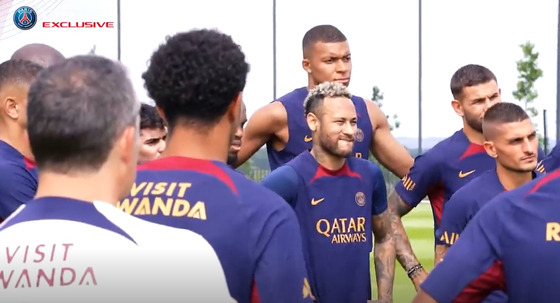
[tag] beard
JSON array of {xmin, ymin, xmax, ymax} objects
[
  {"xmin": 318, "ymin": 132, "xmax": 354, "ymax": 159},
  {"xmin": 465, "ymin": 113, "xmax": 483, "ymax": 133}
]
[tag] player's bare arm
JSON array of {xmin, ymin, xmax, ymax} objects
[
  {"xmin": 387, "ymin": 189, "xmax": 428, "ymax": 290},
  {"xmin": 365, "ymin": 100, "xmax": 413, "ymax": 178},
  {"xmin": 434, "ymin": 244, "xmax": 448, "ymax": 265},
  {"xmin": 234, "ymin": 102, "xmax": 287, "ymax": 167},
  {"xmin": 371, "ymin": 209, "xmax": 396, "ymax": 303}
]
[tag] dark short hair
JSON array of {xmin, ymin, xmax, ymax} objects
[
  {"xmin": 140, "ymin": 103, "xmax": 165, "ymax": 130},
  {"xmin": 27, "ymin": 55, "xmax": 139, "ymax": 173},
  {"xmin": 0, "ymin": 59, "xmax": 43, "ymax": 91},
  {"xmin": 450, "ymin": 64, "xmax": 497, "ymax": 100},
  {"xmin": 482, "ymin": 102, "xmax": 530, "ymax": 140},
  {"xmin": 302, "ymin": 25, "xmax": 347, "ymax": 55},
  {"xmin": 484, "ymin": 102, "xmax": 529, "ymax": 124},
  {"xmin": 142, "ymin": 29, "xmax": 249, "ymax": 130}
]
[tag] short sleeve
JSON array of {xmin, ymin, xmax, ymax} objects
[{"xmin": 394, "ymin": 153, "xmax": 441, "ymax": 208}]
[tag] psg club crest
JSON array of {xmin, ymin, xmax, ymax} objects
[
  {"xmin": 356, "ymin": 128, "xmax": 364, "ymax": 142},
  {"xmin": 355, "ymin": 192, "xmax": 366, "ymax": 207},
  {"xmin": 13, "ymin": 6, "xmax": 37, "ymax": 30}
]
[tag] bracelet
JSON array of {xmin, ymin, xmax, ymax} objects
[{"xmin": 407, "ymin": 263, "xmax": 424, "ymax": 279}]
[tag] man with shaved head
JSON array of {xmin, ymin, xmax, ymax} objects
[
  {"xmin": 0, "ymin": 59, "xmax": 43, "ymax": 221},
  {"xmin": 11, "ymin": 43, "xmax": 65, "ymax": 68}
]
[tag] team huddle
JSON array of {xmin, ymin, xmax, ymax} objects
[{"xmin": 0, "ymin": 23, "xmax": 559, "ymax": 303}]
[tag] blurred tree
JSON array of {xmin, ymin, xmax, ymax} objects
[
  {"xmin": 512, "ymin": 41, "xmax": 543, "ymax": 147},
  {"xmin": 372, "ymin": 85, "xmax": 400, "ymax": 130}
]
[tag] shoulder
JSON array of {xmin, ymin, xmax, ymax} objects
[
  {"xmin": 96, "ymin": 201, "xmax": 213, "ymax": 247},
  {"xmin": 0, "ymin": 159, "xmax": 28, "ymax": 172},
  {"xmin": 463, "ymin": 170, "xmax": 496, "ymax": 190},
  {"xmin": 416, "ymin": 131, "xmax": 466, "ymax": 162},
  {"xmin": 351, "ymin": 158, "xmax": 382, "ymax": 176},
  {"xmin": 0, "ymin": 161, "xmax": 35, "ymax": 185},
  {"xmin": 251, "ymin": 101, "xmax": 288, "ymax": 127},
  {"xmin": 229, "ymin": 170, "xmax": 297, "ymax": 215},
  {"xmin": 277, "ymin": 87, "xmax": 307, "ymax": 102}
]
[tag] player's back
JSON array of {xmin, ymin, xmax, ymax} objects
[
  {"xmin": 421, "ymin": 169, "xmax": 560, "ymax": 302},
  {"xmin": 120, "ymin": 156, "xmax": 312, "ymax": 303},
  {"xmin": 267, "ymin": 87, "xmax": 373, "ymax": 170},
  {"xmin": 285, "ymin": 152, "xmax": 379, "ymax": 303},
  {"xmin": 498, "ymin": 171, "xmax": 560, "ymax": 301},
  {"xmin": 0, "ymin": 196, "xmax": 232, "ymax": 303}
]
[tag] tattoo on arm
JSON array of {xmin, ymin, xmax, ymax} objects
[
  {"xmin": 372, "ymin": 210, "xmax": 395, "ymax": 302},
  {"xmin": 387, "ymin": 190, "xmax": 422, "ymax": 274},
  {"xmin": 434, "ymin": 244, "xmax": 448, "ymax": 266}
]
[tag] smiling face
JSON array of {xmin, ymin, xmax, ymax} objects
[{"xmin": 307, "ymin": 96, "xmax": 357, "ymax": 158}]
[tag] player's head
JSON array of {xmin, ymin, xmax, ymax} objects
[
  {"xmin": 0, "ymin": 59, "xmax": 43, "ymax": 150},
  {"xmin": 139, "ymin": 103, "xmax": 167, "ymax": 164},
  {"xmin": 450, "ymin": 64, "xmax": 501, "ymax": 133},
  {"xmin": 302, "ymin": 25, "xmax": 351, "ymax": 88},
  {"xmin": 482, "ymin": 102, "xmax": 537, "ymax": 173},
  {"xmin": 11, "ymin": 43, "xmax": 65, "ymax": 68},
  {"xmin": 143, "ymin": 29, "xmax": 248, "ymax": 155},
  {"xmin": 227, "ymin": 101, "xmax": 247, "ymax": 167},
  {"xmin": 304, "ymin": 81, "xmax": 356, "ymax": 158},
  {"xmin": 27, "ymin": 55, "xmax": 141, "ymax": 199}
]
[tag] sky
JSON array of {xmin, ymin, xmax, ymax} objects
[{"xmin": 1, "ymin": 0, "xmax": 559, "ymax": 145}]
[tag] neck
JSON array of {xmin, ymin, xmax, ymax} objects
[
  {"xmin": 35, "ymin": 167, "xmax": 121, "ymax": 205},
  {"xmin": 496, "ymin": 164, "xmax": 533, "ymax": 191},
  {"xmin": 0, "ymin": 126, "xmax": 32, "ymax": 159},
  {"xmin": 307, "ymin": 78, "xmax": 317, "ymax": 90},
  {"xmin": 462, "ymin": 123, "xmax": 485, "ymax": 145},
  {"xmin": 310, "ymin": 147, "xmax": 346, "ymax": 171},
  {"xmin": 162, "ymin": 124, "xmax": 230, "ymax": 162}
]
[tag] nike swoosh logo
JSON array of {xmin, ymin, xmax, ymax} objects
[
  {"xmin": 458, "ymin": 170, "xmax": 476, "ymax": 178},
  {"xmin": 304, "ymin": 136, "xmax": 313, "ymax": 142},
  {"xmin": 311, "ymin": 198, "xmax": 324, "ymax": 206}
]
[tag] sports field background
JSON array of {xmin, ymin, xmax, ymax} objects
[{"xmin": 371, "ymin": 202, "xmax": 434, "ymax": 302}]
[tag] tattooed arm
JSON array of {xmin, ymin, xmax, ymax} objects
[
  {"xmin": 372, "ymin": 209, "xmax": 395, "ymax": 303},
  {"xmin": 434, "ymin": 245, "xmax": 448, "ymax": 266},
  {"xmin": 387, "ymin": 189, "xmax": 428, "ymax": 290}
]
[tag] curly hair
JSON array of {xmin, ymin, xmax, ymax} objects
[
  {"xmin": 304, "ymin": 81, "xmax": 352, "ymax": 116},
  {"xmin": 142, "ymin": 29, "xmax": 250, "ymax": 130}
]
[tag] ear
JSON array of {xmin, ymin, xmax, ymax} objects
[
  {"xmin": 483, "ymin": 140, "xmax": 497, "ymax": 158},
  {"xmin": 302, "ymin": 58, "xmax": 312, "ymax": 74},
  {"xmin": 116, "ymin": 126, "xmax": 139, "ymax": 166},
  {"xmin": 451, "ymin": 99, "xmax": 464, "ymax": 117},
  {"xmin": 4, "ymin": 97, "xmax": 19, "ymax": 119},
  {"xmin": 306, "ymin": 112, "xmax": 319, "ymax": 132},
  {"xmin": 226, "ymin": 92, "xmax": 242, "ymax": 125}
]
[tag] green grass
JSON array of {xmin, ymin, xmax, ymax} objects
[{"xmin": 371, "ymin": 202, "xmax": 435, "ymax": 302}]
